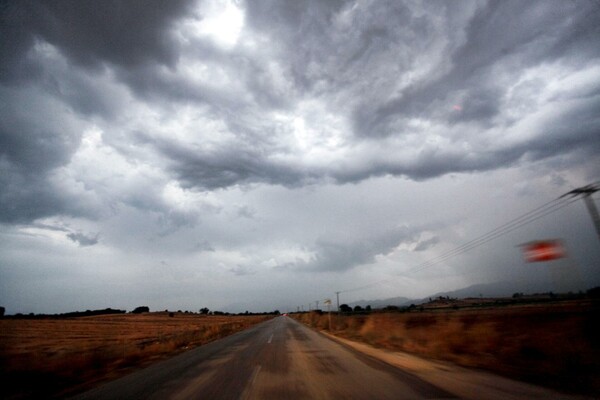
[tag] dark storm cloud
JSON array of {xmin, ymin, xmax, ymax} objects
[
  {"xmin": 354, "ymin": 0, "xmax": 600, "ymax": 136},
  {"xmin": 0, "ymin": 170, "xmax": 65, "ymax": 223},
  {"xmin": 0, "ymin": 0, "xmax": 195, "ymax": 223},
  {"xmin": 0, "ymin": 89, "xmax": 85, "ymax": 223},
  {"xmin": 0, "ymin": 0, "xmax": 194, "ymax": 83},
  {"xmin": 0, "ymin": 91, "xmax": 79, "ymax": 173},
  {"xmin": 1, "ymin": 0, "xmax": 599, "ymax": 224},
  {"xmin": 241, "ymin": 0, "xmax": 600, "ymax": 187},
  {"xmin": 143, "ymin": 134, "xmax": 310, "ymax": 190},
  {"xmin": 516, "ymin": 96, "xmax": 600, "ymax": 163},
  {"xmin": 244, "ymin": 0, "xmax": 347, "ymax": 92}
]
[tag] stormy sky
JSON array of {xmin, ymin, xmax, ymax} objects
[{"xmin": 1, "ymin": 0, "xmax": 599, "ymax": 314}]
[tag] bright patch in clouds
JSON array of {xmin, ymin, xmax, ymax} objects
[{"xmin": 195, "ymin": 0, "xmax": 244, "ymax": 48}]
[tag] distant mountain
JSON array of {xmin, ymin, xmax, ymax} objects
[
  {"xmin": 348, "ymin": 296, "xmax": 413, "ymax": 309},
  {"xmin": 425, "ymin": 280, "xmax": 563, "ymax": 300},
  {"xmin": 347, "ymin": 280, "xmax": 565, "ymax": 310}
]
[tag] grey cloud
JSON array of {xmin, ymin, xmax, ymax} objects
[
  {"xmin": 2, "ymin": 0, "xmax": 599, "ymax": 227},
  {"xmin": 0, "ymin": 0, "xmax": 194, "ymax": 83},
  {"xmin": 0, "ymin": 171, "xmax": 66, "ymax": 223},
  {"xmin": 0, "ymin": 0, "xmax": 199, "ymax": 124},
  {"xmin": 288, "ymin": 226, "xmax": 421, "ymax": 273},
  {"xmin": 235, "ymin": 206, "xmax": 256, "ymax": 219},
  {"xmin": 156, "ymin": 210, "xmax": 200, "ymax": 236},
  {"xmin": 16, "ymin": 221, "xmax": 101, "ymax": 246},
  {"xmin": 31, "ymin": 222, "xmax": 70, "ymax": 232},
  {"xmin": 40, "ymin": 65, "xmax": 126, "ymax": 119},
  {"xmin": 352, "ymin": 0, "xmax": 600, "ymax": 137},
  {"xmin": 0, "ymin": 90, "xmax": 81, "ymax": 173},
  {"xmin": 66, "ymin": 232, "xmax": 99, "ymax": 247},
  {"xmin": 414, "ymin": 236, "xmax": 440, "ymax": 252},
  {"xmin": 144, "ymin": 135, "xmax": 308, "ymax": 190},
  {"xmin": 195, "ymin": 240, "xmax": 214, "ymax": 252},
  {"xmin": 244, "ymin": 0, "xmax": 347, "ymax": 92},
  {"xmin": 447, "ymin": 87, "xmax": 502, "ymax": 125},
  {"xmin": 0, "ymin": 88, "xmax": 103, "ymax": 223},
  {"xmin": 229, "ymin": 265, "xmax": 255, "ymax": 276},
  {"xmin": 518, "ymin": 97, "xmax": 600, "ymax": 163}
]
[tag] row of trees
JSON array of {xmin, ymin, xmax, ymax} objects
[
  {"xmin": 0, "ymin": 306, "xmax": 281, "ymax": 318},
  {"xmin": 339, "ymin": 304, "xmax": 372, "ymax": 313}
]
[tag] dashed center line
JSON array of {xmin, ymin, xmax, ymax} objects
[{"xmin": 267, "ymin": 334, "xmax": 274, "ymax": 344}]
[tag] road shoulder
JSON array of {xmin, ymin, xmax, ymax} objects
[{"xmin": 318, "ymin": 330, "xmax": 594, "ymax": 400}]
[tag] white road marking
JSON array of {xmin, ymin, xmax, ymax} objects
[
  {"xmin": 240, "ymin": 365, "xmax": 262, "ymax": 400},
  {"xmin": 267, "ymin": 333, "xmax": 274, "ymax": 344}
]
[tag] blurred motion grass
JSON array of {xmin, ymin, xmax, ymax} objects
[
  {"xmin": 0, "ymin": 313, "xmax": 272, "ymax": 399},
  {"xmin": 292, "ymin": 300, "xmax": 599, "ymax": 395}
]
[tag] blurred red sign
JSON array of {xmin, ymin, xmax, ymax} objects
[{"xmin": 522, "ymin": 240, "xmax": 565, "ymax": 262}]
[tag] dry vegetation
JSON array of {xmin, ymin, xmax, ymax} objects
[
  {"xmin": 0, "ymin": 312, "xmax": 273, "ymax": 399},
  {"xmin": 293, "ymin": 300, "xmax": 599, "ymax": 395}
]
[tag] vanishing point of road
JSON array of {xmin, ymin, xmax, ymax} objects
[{"xmin": 73, "ymin": 316, "xmax": 590, "ymax": 400}]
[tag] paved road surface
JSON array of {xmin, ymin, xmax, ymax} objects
[
  {"xmin": 74, "ymin": 316, "xmax": 456, "ymax": 399},
  {"xmin": 74, "ymin": 316, "xmax": 592, "ymax": 399}
]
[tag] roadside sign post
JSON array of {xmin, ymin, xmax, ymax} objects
[{"xmin": 324, "ymin": 299, "xmax": 332, "ymax": 331}]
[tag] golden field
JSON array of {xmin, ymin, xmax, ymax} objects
[
  {"xmin": 0, "ymin": 313, "xmax": 273, "ymax": 399},
  {"xmin": 293, "ymin": 300, "xmax": 599, "ymax": 395}
]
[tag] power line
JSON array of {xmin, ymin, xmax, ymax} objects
[
  {"xmin": 406, "ymin": 197, "xmax": 579, "ymax": 275},
  {"xmin": 339, "ymin": 195, "xmax": 581, "ymax": 294}
]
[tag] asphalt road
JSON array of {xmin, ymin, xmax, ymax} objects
[
  {"xmin": 73, "ymin": 316, "xmax": 456, "ymax": 399},
  {"xmin": 72, "ymin": 316, "xmax": 593, "ymax": 400}
]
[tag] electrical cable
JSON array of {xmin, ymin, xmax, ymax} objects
[{"xmin": 339, "ymin": 195, "xmax": 580, "ymax": 294}]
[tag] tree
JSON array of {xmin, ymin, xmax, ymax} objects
[
  {"xmin": 587, "ymin": 286, "xmax": 600, "ymax": 298},
  {"xmin": 353, "ymin": 305, "xmax": 363, "ymax": 313},
  {"xmin": 0, "ymin": 306, "xmax": 4, "ymax": 317},
  {"xmin": 200, "ymin": 307, "xmax": 210, "ymax": 314},
  {"xmin": 365, "ymin": 305, "xmax": 372, "ymax": 312},
  {"xmin": 339, "ymin": 304, "xmax": 352, "ymax": 313},
  {"xmin": 131, "ymin": 306, "xmax": 149, "ymax": 314}
]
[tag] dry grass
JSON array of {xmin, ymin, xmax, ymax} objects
[
  {"xmin": 0, "ymin": 313, "xmax": 272, "ymax": 399},
  {"xmin": 293, "ymin": 300, "xmax": 600, "ymax": 395}
]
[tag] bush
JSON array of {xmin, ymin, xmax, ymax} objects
[{"xmin": 339, "ymin": 304, "xmax": 352, "ymax": 313}]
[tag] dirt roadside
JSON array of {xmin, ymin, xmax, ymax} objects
[{"xmin": 319, "ymin": 331, "xmax": 596, "ymax": 400}]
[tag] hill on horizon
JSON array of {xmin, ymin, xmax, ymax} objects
[{"xmin": 347, "ymin": 279, "xmax": 585, "ymax": 310}]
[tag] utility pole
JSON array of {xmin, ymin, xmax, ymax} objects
[
  {"xmin": 324, "ymin": 298, "xmax": 332, "ymax": 330},
  {"xmin": 561, "ymin": 184, "xmax": 600, "ymax": 245},
  {"xmin": 336, "ymin": 291, "xmax": 340, "ymax": 312}
]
